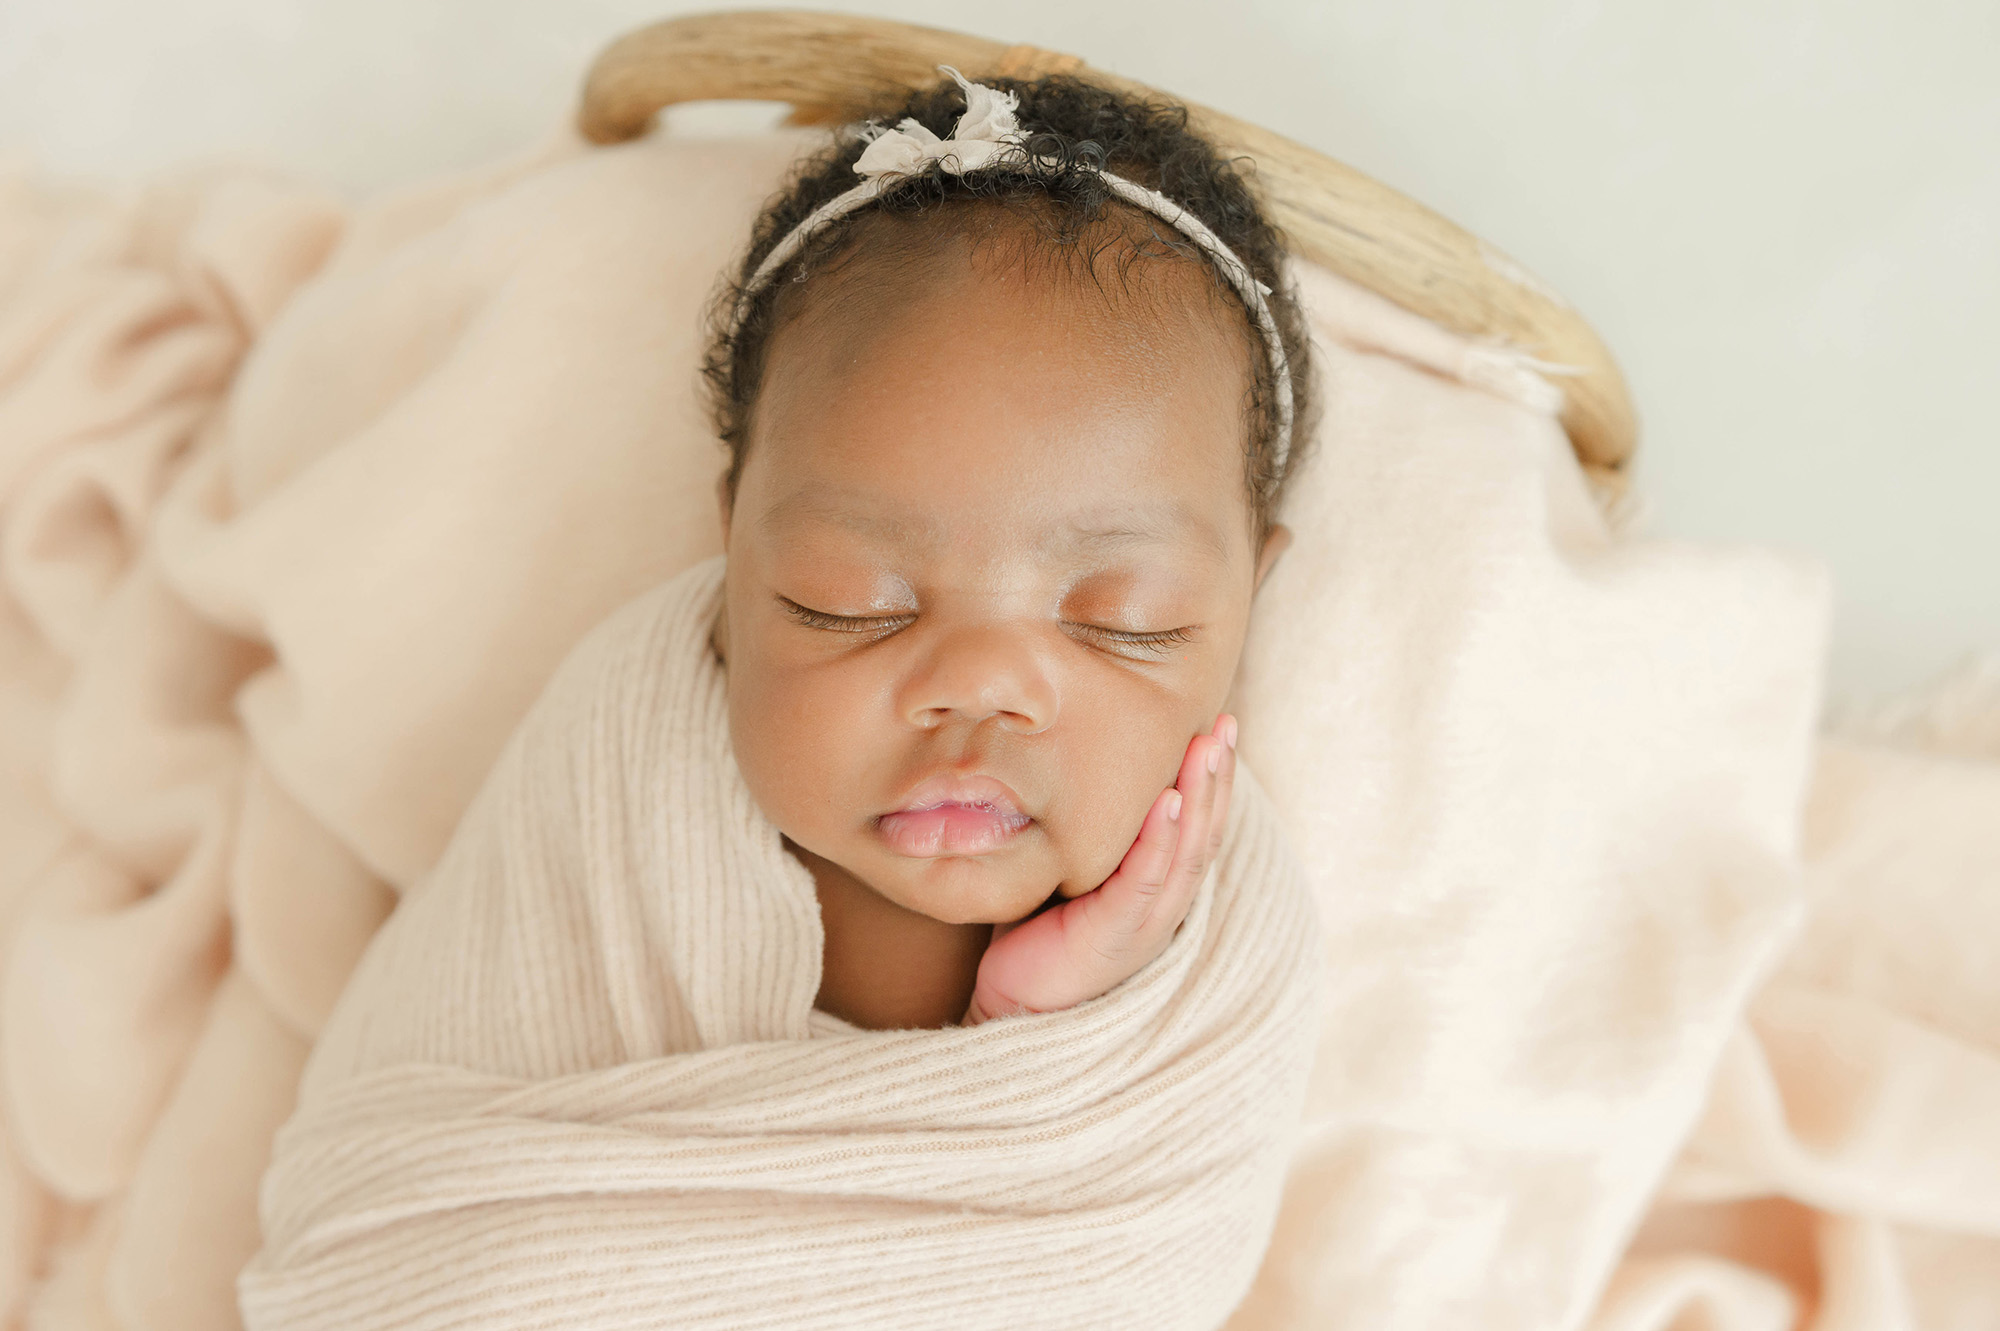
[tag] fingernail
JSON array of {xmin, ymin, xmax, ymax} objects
[
  {"xmin": 1206, "ymin": 743, "xmax": 1221, "ymax": 774},
  {"xmin": 1223, "ymin": 716, "xmax": 1239, "ymax": 750},
  {"xmin": 1165, "ymin": 790, "xmax": 1184, "ymax": 822}
]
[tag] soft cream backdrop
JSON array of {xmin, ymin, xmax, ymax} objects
[{"xmin": 4, "ymin": 0, "xmax": 1994, "ymax": 704}]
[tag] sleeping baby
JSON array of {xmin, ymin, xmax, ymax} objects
[{"xmin": 243, "ymin": 69, "xmax": 1325, "ymax": 1331}]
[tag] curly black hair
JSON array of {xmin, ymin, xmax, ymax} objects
[{"xmin": 701, "ymin": 72, "xmax": 1317, "ymax": 539}]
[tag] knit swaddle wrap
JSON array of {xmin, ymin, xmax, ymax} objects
[{"xmin": 239, "ymin": 555, "xmax": 1324, "ymax": 1331}]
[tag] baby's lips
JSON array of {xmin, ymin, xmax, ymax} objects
[
  {"xmin": 875, "ymin": 771, "xmax": 1037, "ymax": 858},
  {"xmin": 884, "ymin": 771, "xmax": 1029, "ymax": 820},
  {"xmin": 876, "ymin": 803, "xmax": 1033, "ymax": 858}
]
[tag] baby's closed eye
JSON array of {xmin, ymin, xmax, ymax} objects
[
  {"xmin": 778, "ymin": 595, "xmax": 1198, "ymax": 659},
  {"xmin": 1060, "ymin": 622, "xmax": 1198, "ymax": 658}
]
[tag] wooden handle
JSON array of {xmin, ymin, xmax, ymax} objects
[{"xmin": 580, "ymin": 10, "xmax": 1637, "ymax": 477}]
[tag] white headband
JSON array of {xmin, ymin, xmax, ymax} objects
[{"xmin": 734, "ymin": 66, "xmax": 1296, "ymax": 477}]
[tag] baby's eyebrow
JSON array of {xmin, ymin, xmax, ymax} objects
[
  {"xmin": 759, "ymin": 489, "xmax": 933, "ymax": 543},
  {"xmin": 1067, "ymin": 516, "xmax": 1179, "ymax": 547},
  {"xmin": 1062, "ymin": 505, "xmax": 1229, "ymax": 561}
]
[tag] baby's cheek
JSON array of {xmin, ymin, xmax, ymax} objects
[
  {"xmin": 729, "ymin": 660, "xmax": 860, "ymax": 844},
  {"xmin": 1050, "ymin": 724, "xmax": 1188, "ymax": 897}
]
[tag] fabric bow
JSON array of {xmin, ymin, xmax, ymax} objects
[{"xmin": 852, "ymin": 66, "xmax": 1027, "ymax": 179}]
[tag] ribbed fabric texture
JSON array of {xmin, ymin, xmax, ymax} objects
[{"xmin": 239, "ymin": 555, "xmax": 1325, "ymax": 1331}]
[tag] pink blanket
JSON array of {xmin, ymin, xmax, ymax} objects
[{"xmin": 1, "ymin": 123, "xmax": 1995, "ymax": 1330}]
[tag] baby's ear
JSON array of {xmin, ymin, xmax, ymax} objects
[{"xmin": 1253, "ymin": 523, "xmax": 1293, "ymax": 592}]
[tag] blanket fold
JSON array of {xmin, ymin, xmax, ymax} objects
[{"xmin": 239, "ymin": 554, "xmax": 1325, "ymax": 1331}]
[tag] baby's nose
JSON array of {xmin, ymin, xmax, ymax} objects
[{"xmin": 898, "ymin": 623, "xmax": 1057, "ymax": 735}]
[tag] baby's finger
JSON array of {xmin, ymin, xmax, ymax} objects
[
  {"xmin": 1206, "ymin": 715, "xmax": 1237, "ymax": 863},
  {"xmin": 1116, "ymin": 784, "xmax": 1184, "ymax": 896},
  {"xmin": 1158, "ymin": 731, "xmax": 1223, "ymax": 912}
]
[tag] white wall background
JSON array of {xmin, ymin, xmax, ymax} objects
[{"xmin": 4, "ymin": 0, "xmax": 1995, "ymax": 707}]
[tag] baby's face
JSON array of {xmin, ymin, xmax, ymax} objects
[{"xmin": 720, "ymin": 240, "xmax": 1279, "ymax": 925}]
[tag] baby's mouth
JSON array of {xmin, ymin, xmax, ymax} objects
[{"xmin": 875, "ymin": 802, "xmax": 1033, "ymax": 858}]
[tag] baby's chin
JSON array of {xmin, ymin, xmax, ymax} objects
[{"xmin": 860, "ymin": 846, "xmax": 1083, "ymax": 926}]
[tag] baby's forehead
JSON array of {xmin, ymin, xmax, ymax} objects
[
  {"xmin": 764, "ymin": 256, "xmax": 1249, "ymax": 436},
  {"xmin": 736, "ymin": 213, "xmax": 1265, "ymax": 563}
]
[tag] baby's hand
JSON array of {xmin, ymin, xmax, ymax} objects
[{"xmin": 961, "ymin": 715, "xmax": 1237, "ymax": 1026}]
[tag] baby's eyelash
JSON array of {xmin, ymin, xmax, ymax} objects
[
  {"xmin": 778, "ymin": 597, "xmax": 1193, "ymax": 657},
  {"xmin": 1065, "ymin": 623, "xmax": 1197, "ymax": 656},
  {"xmin": 778, "ymin": 598, "xmax": 912, "ymax": 635}
]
